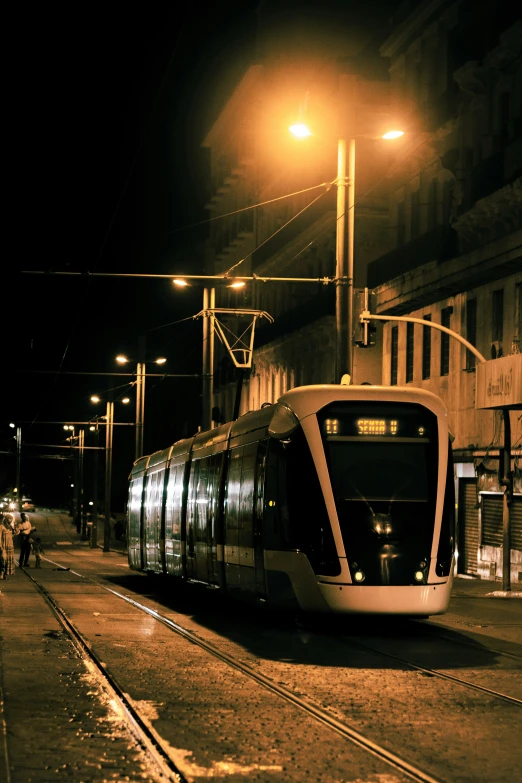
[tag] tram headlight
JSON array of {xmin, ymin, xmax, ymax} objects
[
  {"xmin": 414, "ymin": 571, "xmax": 424, "ymax": 582},
  {"xmin": 354, "ymin": 571, "xmax": 365, "ymax": 583},
  {"xmin": 373, "ymin": 514, "xmax": 392, "ymax": 536}
]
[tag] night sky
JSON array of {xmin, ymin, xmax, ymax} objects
[
  {"xmin": 4, "ymin": 1, "xmax": 407, "ymax": 508},
  {"xmin": 4, "ymin": 2, "xmax": 259, "ymax": 507}
]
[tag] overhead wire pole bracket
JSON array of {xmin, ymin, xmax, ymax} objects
[{"xmin": 193, "ymin": 308, "xmax": 274, "ymax": 369}]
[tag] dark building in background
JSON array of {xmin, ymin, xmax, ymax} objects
[{"xmin": 201, "ymin": 0, "xmax": 521, "ymax": 580}]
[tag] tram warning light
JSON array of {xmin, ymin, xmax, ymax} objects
[{"xmin": 354, "ymin": 288, "xmax": 377, "ymax": 347}]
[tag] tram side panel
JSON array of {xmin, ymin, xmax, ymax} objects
[
  {"xmin": 164, "ymin": 456, "xmax": 189, "ymax": 577},
  {"xmin": 186, "ymin": 453, "xmax": 222, "ymax": 585},
  {"xmin": 223, "ymin": 439, "xmax": 268, "ymax": 599},
  {"xmin": 128, "ymin": 456, "xmax": 149, "ymax": 571},
  {"xmin": 143, "ymin": 462, "xmax": 167, "ymax": 572},
  {"xmin": 435, "ymin": 437, "xmax": 456, "ymax": 579}
]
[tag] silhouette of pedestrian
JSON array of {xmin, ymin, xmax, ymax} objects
[
  {"xmin": 31, "ymin": 536, "xmax": 45, "ymax": 568},
  {"xmin": 0, "ymin": 515, "xmax": 16, "ymax": 578},
  {"xmin": 18, "ymin": 512, "xmax": 33, "ymax": 567}
]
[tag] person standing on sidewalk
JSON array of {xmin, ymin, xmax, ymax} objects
[
  {"xmin": 0, "ymin": 515, "xmax": 16, "ymax": 578},
  {"xmin": 18, "ymin": 512, "xmax": 33, "ymax": 567}
]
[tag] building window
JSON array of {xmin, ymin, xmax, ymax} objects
[
  {"xmin": 499, "ymin": 92, "xmax": 511, "ymax": 139},
  {"xmin": 440, "ymin": 307, "xmax": 452, "ymax": 376},
  {"xmin": 422, "ymin": 315, "xmax": 431, "ymax": 380},
  {"xmin": 411, "ymin": 190, "xmax": 420, "ymax": 239},
  {"xmin": 466, "ymin": 299, "xmax": 477, "ymax": 371},
  {"xmin": 406, "ymin": 322, "xmax": 414, "ymax": 382},
  {"xmin": 492, "ymin": 289, "xmax": 503, "ymax": 358},
  {"xmin": 427, "ymin": 179, "xmax": 438, "ymax": 231},
  {"xmin": 391, "ymin": 326, "xmax": 398, "ymax": 386},
  {"xmin": 514, "ymin": 283, "xmax": 522, "ymax": 354},
  {"xmin": 397, "ymin": 200, "xmax": 406, "ymax": 246},
  {"xmin": 442, "ymin": 181, "xmax": 453, "ymax": 225}
]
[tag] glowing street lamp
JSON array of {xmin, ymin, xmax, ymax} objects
[
  {"xmin": 290, "ymin": 108, "xmax": 404, "ymax": 381},
  {"xmin": 90, "ymin": 394, "xmax": 130, "ymax": 552},
  {"xmin": 115, "ymin": 351, "xmax": 166, "ymax": 459},
  {"xmin": 172, "ymin": 279, "xmax": 247, "ymax": 431}
]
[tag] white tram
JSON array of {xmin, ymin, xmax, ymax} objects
[{"xmin": 128, "ymin": 385, "xmax": 455, "ymax": 615}]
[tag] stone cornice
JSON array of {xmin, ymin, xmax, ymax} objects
[{"xmin": 374, "ymin": 227, "xmax": 522, "ymax": 315}]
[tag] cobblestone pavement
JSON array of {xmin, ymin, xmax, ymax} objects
[{"xmin": 1, "ymin": 513, "xmax": 520, "ymax": 783}]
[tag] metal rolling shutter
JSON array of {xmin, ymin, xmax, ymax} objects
[
  {"xmin": 481, "ymin": 494, "xmax": 503, "ymax": 547},
  {"xmin": 511, "ymin": 496, "xmax": 522, "ymax": 552},
  {"xmin": 458, "ymin": 479, "xmax": 479, "ymax": 575}
]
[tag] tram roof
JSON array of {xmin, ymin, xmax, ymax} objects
[{"xmin": 279, "ymin": 384, "xmax": 450, "ymax": 421}]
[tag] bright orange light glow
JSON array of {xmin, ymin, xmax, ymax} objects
[
  {"xmin": 172, "ymin": 278, "xmax": 189, "ymax": 287},
  {"xmin": 121, "ymin": 397, "xmax": 130, "ymax": 404},
  {"xmin": 289, "ymin": 123, "xmax": 312, "ymax": 138},
  {"xmin": 91, "ymin": 395, "xmax": 100, "ymax": 403},
  {"xmin": 116, "ymin": 355, "xmax": 128, "ymax": 364},
  {"xmin": 382, "ymin": 130, "xmax": 404, "ymax": 140},
  {"xmin": 228, "ymin": 281, "xmax": 245, "ymax": 289},
  {"xmin": 155, "ymin": 357, "xmax": 167, "ymax": 364}
]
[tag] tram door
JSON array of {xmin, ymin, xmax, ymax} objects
[
  {"xmin": 253, "ymin": 442, "xmax": 268, "ymax": 599},
  {"xmin": 458, "ymin": 479, "xmax": 479, "ymax": 575},
  {"xmin": 186, "ymin": 455, "xmax": 220, "ymax": 585}
]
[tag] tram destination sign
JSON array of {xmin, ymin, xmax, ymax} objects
[{"xmin": 475, "ymin": 353, "xmax": 522, "ymax": 410}]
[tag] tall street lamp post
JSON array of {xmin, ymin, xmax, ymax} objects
[
  {"xmin": 201, "ymin": 286, "xmax": 215, "ymax": 432},
  {"xmin": 290, "ymin": 77, "xmax": 403, "ymax": 382},
  {"xmin": 9, "ymin": 423, "xmax": 22, "ymax": 505},
  {"xmin": 88, "ymin": 424, "xmax": 100, "ymax": 548},
  {"xmin": 91, "ymin": 395, "xmax": 130, "ymax": 552},
  {"xmin": 173, "ymin": 279, "xmax": 247, "ymax": 431},
  {"xmin": 64, "ymin": 424, "xmax": 84, "ymax": 528},
  {"xmin": 116, "ymin": 342, "xmax": 166, "ymax": 460}
]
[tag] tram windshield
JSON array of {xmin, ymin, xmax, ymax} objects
[
  {"xmin": 319, "ymin": 402, "xmax": 438, "ymax": 505},
  {"xmin": 318, "ymin": 401, "xmax": 441, "ymax": 585}
]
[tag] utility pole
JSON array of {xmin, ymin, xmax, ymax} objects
[
  {"xmin": 90, "ymin": 426, "xmax": 99, "ymax": 549},
  {"xmin": 15, "ymin": 426, "xmax": 22, "ymax": 502},
  {"xmin": 201, "ymin": 287, "xmax": 215, "ymax": 431},
  {"xmin": 104, "ymin": 399, "xmax": 114, "ymax": 553},
  {"xmin": 135, "ymin": 334, "xmax": 146, "ymax": 459},
  {"xmin": 78, "ymin": 428, "xmax": 86, "ymax": 539},
  {"xmin": 335, "ymin": 73, "xmax": 356, "ymax": 383}
]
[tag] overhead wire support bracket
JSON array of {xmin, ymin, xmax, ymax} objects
[{"xmin": 194, "ymin": 308, "xmax": 274, "ymax": 369}]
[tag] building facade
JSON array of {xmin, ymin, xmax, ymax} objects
[{"xmin": 201, "ymin": 0, "xmax": 522, "ymax": 580}]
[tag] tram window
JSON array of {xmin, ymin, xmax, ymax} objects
[
  {"xmin": 165, "ymin": 461, "xmax": 185, "ymax": 541},
  {"xmin": 263, "ymin": 440, "xmax": 290, "ymax": 550},
  {"xmin": 225, "ymin": 444, "xmax": 258, "ymax": 547},
  {"xmin": 263, "ymin": 433, "xmax": 339, "ymax": 575},
  {"xmin": 187, "ymin": 455, "xmax": 221, "ymax": 546},
  {"xmin": 318, "ymin": 401, "xmax": 439, "ymax": 521},
  {"xmin": 238, "ymin": 444, "xmax": 257, "ymax": 548}
]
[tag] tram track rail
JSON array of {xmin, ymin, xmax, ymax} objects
[
  {"xmin": 22, "ymin": 568, "xmax": 188, "ymax": 783},
  {"xmin": 21, "ymin": 559, "xmax": 452, "ymax": 783},
  {"xmin": 20, "ymin": 553, "xmax": 520, "ymax": 783},
  {"xmin": 323, "ymin": 632, "xmax": 522, "ymax": 706},
  {"xmin": 37, "ymin": 549, "xmax": 522, "ymax": 708}
]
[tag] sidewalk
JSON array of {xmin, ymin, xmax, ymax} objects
[{"xmin": 452, "ymin": 573, "xmax": 522, "ymax": 599}]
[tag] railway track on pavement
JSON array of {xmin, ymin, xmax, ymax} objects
[{"xmin": 21, "ymin": 555, "xmax": 522, "ymax": 783}]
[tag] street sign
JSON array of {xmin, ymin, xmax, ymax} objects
[{"xmin": 475, "ymin": 354, "xmax": 522, "ymax": 410}]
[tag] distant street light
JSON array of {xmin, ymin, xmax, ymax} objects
[
  {"xmin": 63, "ymin": 424, "xmax": 84, "ymax": 533},
  {"xmin": 91, "ymin": 395, "xmax": 130, "ymax": 551},
  {"xmin": 173, "ymin": 279, "xmax": 247, "ymax": 431},
  {"xmin": 9, "ymin": 422, "xmax": 22, "ymax": 504},
  {"xmin": 289, "ymin": 88, "xmax": 404, "ymax": 381},
  {"xmin": 115, "ymin": 345, "xmax": 166, "ymax": 459}
]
